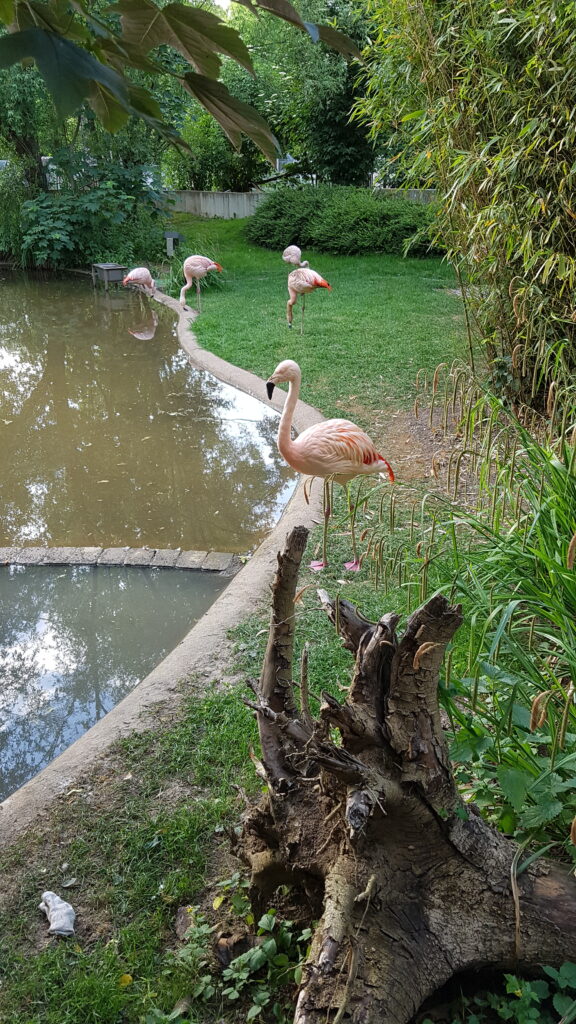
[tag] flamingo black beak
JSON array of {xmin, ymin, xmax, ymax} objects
[{"xmin": 266, "ymin": 381, "xmax": 275, "ymax": 400}]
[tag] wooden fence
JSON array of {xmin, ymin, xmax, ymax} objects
[{"xmin": 169, "ymin": 187, "xmax": 437, "ymax": 220}]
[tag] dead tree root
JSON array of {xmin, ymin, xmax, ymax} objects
[{"xmin": 234, "ymin": 527, "xmax": 576, "ymax": 1024}]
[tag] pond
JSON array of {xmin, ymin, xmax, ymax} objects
[
  {"xmin": 0, "ymin": 271, "xmax": 296, "ymax": 798},
  {"xmin": 0, "ymin": 563, "xmax": 227, "ymax": 800},
  {"xmin": 0, "ymin": 272, "xmax": 295, "ymax": 552}
]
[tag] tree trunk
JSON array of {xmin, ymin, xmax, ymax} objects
[{"xmin": 236, "ymin": 527, "xmax": 576, "ymax": 1024}]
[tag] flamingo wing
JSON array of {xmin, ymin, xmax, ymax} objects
[
  {"xmin": 294, "ymin": 419, "xmax": 389, "ymax": 477},
  {"xmin": 184, "ymin": 255, "xmax": 221, "ymax": 275},
  {"xmin": 123, "ymin": 267, "xmax": 152, "ymax": 287}
]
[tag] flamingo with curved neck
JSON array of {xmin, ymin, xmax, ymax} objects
[{"xmin": 266, "ymin": 359, "xmax": 394, "ymax": 570}]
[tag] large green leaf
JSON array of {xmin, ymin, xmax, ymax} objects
[
  {"xmin": 88, "ymin": 81, "xmax": 130, "ymax": 132},
  {"xmin": 315, "ymin": 23, "xmax": 361, "ymax": 59},
  {"xmin": 126, "ymin": 82, "xmax": 163, "ymax": 121},
  {"xmin": 15, "ymin": 0, "xmax": 91, "ymax": 44},
  {"xmin": 497, "ymin": 767, "xmax": 529, "ymax": 812},
  {"xmin": 114, "ymin": 0, "xmax": 253, "ymax": 77},
  {"xmin": 0, "ymin": 0, "xmax": 14, "ymax": 23},
  {"xmin": 0, "ymin": 28, "xmax": 129, "ymax": 116},
  {"xmin": 235, "ymin": 0, "xmax": 362, "ymax": 58},
  {"xmin": 183, "ymin": 71, "xmax": 279, "ymax": 162},
  {"xmin": 97, "ymin": 35, "xmax": 166, "ymax": 76}
]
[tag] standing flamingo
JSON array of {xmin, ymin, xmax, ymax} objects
[
  {"xmin": 122, "ymin": 267, "xmax": 155, "ymax": 295},
  {"xmin": 287, "ymin": 267, "xmax": 331, "ymax": 332},
  {"xmin": 179, "ymin": 255, "xmax": 223, "ymax": 311},
  {"xmin": 282, "ymin": 245, "xmax": 309, "ymax": 267},
  {"xmin": 266, "ymin": 360, "xmax": 394, "ymax": 570}
]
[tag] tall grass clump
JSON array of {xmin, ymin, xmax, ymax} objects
[
  {"xmin": 360, "ymin": 373, "xmax": 576, "ymax": 851},
  {"xmin": 357, "ymin": 0, "xmax": 576, "ymax": 408},
  {"xmin": 245, "ymin": 184, "xmax": 439, "ymax": 256}
]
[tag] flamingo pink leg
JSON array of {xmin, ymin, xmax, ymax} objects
[{"xmin": 309, "ymin": 478, "xmax": 331, "ymax": 571}]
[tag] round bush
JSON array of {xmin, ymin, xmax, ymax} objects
[{"xmin": 245, "ymin": 184, "xmax": 441, "ymax": 257}]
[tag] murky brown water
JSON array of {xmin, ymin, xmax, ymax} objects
[{"xmin": 0, "ymin": 272, "xmax": 296, "ymax": 552}]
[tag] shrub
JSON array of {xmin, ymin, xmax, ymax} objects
[
  {"xmin": 0, "ymin": 159, "xmax": 31, "ymax": 258},
  {"xmin": 244, "ymin": 184, "xmax": 440, "ymax": 256},
  {"xmin": 19, "ymin": 180, "xmax": 166, "ymax": 268},
  {"xmin": 244, "ymin": 186, "xmax": 328, "ymax": 251}
]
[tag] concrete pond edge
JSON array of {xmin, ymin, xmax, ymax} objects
[
  {"xmin": 0, "ymin": 546, "xmax": 239, "ymax": 573},
  {"xmin": 0, "ymin": 287, "xmax": 324, "ymax": 847}
]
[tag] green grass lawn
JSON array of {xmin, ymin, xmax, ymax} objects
[{"xmin": 164, "ymin": 215, "xmax": 466, "ymax": 426}]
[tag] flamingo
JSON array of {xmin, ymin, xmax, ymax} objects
[
  {"xmin": 287, "ymin": 267, "xmax": 331, "ymax": 333},
  {"xmin": 266, "ymin": 359, "xmax": 394, "ymax": 570},
  {"xmin": 122, "ymin": 267, "xmax": 155, "ymax": 296},
  {"xmin": 180, "ymin": 255, "xmax": 223, "ymax": 311},
  {"xmin": 282, "ymin": 244, "xmax": 309, "ymax": 267}
]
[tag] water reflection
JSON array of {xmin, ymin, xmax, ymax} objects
[
  {"xmin": 0, "ymin": 272, "xmax": 296, "ymax": 551},
  {"xmin": 0, "ymin": 563, "xmax": 227, "ymax": 800},
  {"xmin": 129, "ymin": 308, "xmax": 159, "ymax": 341}
]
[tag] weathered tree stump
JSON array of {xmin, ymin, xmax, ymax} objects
[{"xmin": 236, "ymin": 527, "xmax": 576, "ymax": 1023}]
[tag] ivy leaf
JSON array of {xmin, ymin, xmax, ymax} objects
[
  {"xmin": 497, "ymin": 768, "xmax": 529, "ymax": 812},
  {"xmin": 113, "ymin": 0, "xmax": 253, "ymax": 77},
  {"xmin": 0, "ymin": 29, "xmax": 129, "ymax": 117},
  {"xmin": 183, "ymin": 72, "xmax": 279, "ymax": 162}
]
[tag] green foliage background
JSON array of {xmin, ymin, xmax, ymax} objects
[{"xmin": 356, "ymin": 0, "xmax": 576, "ymax": 406}]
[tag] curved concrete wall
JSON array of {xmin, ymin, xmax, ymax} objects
[{"xmin": 0, "ymin": 291, "xmax": 323, "ymax": 846}]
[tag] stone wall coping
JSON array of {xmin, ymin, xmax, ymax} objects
[{"xmin": 0, "ymin": 547, "xmax": 239, "ymax": 573}]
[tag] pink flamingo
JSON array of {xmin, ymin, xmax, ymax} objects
[
  {"xmin": 122, "ymin": 267, "xmax": 155, "ymax": 295},
  {"xmin": 266, "ymin": 360, "xmax": 394, "ymax": 570},
  {"xmin": 282, "ymin": 245, "xmax": 309, "ymax": 267},
  {"xmin": 287, "ymin": 267, "xmax": 331, "ymax": 332},
  {"xmin": 179, "ymin": 255, "xmax": 223, "ymax": 311}
]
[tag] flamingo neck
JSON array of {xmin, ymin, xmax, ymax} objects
[{"xmin": 278, "ymin": 373, "xmax": 300, "ymax": 461}]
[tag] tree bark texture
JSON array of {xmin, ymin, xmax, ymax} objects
[{"xmin": 236, "ymin": 528, "xmax": 576, "ymax": 1024}]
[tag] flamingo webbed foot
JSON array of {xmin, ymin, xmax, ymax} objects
[
  {"xmin": 309, "ymin": 559, "xmax": 327, "ymax": 571},
  {"xmin": 344, "ymin": 559, "xmax": 361, "ymax": 572}
]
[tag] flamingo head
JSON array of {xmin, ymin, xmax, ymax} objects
[
  {"xmin": 266, "ymin": 359, "xmax": 301, "ymax": 399},
  {"xmin": 212, "ymin": 262, "xmax": 223, "ymax": 272}
]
